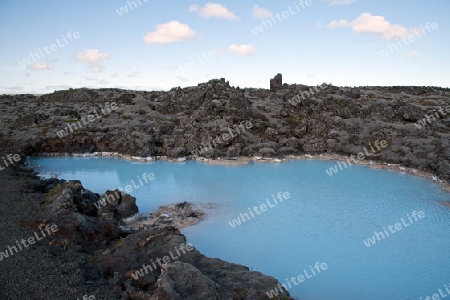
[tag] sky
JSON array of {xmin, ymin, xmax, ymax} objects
[{"xmin": 0, "ymin": 0, "xmax": 449, "ymax": 94}]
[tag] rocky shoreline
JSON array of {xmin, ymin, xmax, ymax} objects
[{"xmin": 0, "ymin": 160, "xmax": 293, "ymax": 299}]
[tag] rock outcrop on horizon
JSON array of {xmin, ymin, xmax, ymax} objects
[
  {"xmin": 270, "ymin": 73, "xmax": 283, "ymax": 92},
  {"xmin": 1, "ymin": 77, "xmax": 449, "ymax": 181}
]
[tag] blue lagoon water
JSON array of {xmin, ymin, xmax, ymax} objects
[{"xmin": 31, "ymin": 157, "xmax": 450, "ymax": 299}]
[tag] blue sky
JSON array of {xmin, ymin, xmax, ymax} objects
[{"xmin": 0, "ymin": 0, "xmax": 449, "ymax": 94}]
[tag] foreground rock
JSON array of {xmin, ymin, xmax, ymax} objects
[
  {"xmin": 27, "ymin": 180, "xmax": 134, "ymax": 252},
  {"xmin": 25, "ymin": 178, "xmax": 292, "ymax": 299},
  {"xmin": 86, "ymin": 226, "xmax": 289, "ymax": 299}
]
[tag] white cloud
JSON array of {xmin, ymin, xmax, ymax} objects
[
  {"xmin": 83, "ymin": 77, "xmax": 97, "ymax": 81},
  {"xmin": 1, "ymin": 86, "xmax": 23, "ymax": 91},
  {"xmin": 81, "ymin": 77, "xmax": 110, "ymax": 85},
  {"xmin": 76, "ymin": 49, "xmax": 110, "ymax": 63},
  {"xmin": 252, "ymin": 5, "xmax": 272, "ymax": 19},
  {"xmin": 188, "ymin": 5, "xmax": 199, "ymax": 12},
  {"xmin": 407, "ymin": 51, "xmax": 419, "ymax": 58},
  {"xmin": 189, "ymin": 3, "xmax": 238, "ymax": 20},
  {"xmin": 111, "ymin": 72, "xmax": 119, "ymax": 78},
  {"xmin": 115, "ymin": 85, "xmax": 161, "ymax": 91},
  {"xmin": 228, "ymin": 44, "xmax": 256, "ymax": 56},
  {"xmin": 64, "ymin": 71, "xmax": 77, "ymax": 77},
  {"xmin": 327, "ymin": 19, "xmax": 349, "ymax": 29},
  {"xmin": 127, "ymin": 71, "xmax": 140, "ymax": 78},
  {"xmin": 29, "ymin": 63, "xmax": 54, "ymax": 70},
  {"xmin": 24, "ymin": 73, "xmax": 30, "ymax": 77},
  {"xmin": 327, "ymin": 12, "xmax": 418, "ymax": 40},
  {"xmin": 45, "ymin": 85, "xmax": 70, "ymax": 90},
  {"xmin": 176, "ymin": 75, "xmax": 189, "ymax": 82},
  {"xmin": 144, "ymin": 21, "xmax": 196, "ymax": 44},
  {"xmin": 76, "ymin": 49, "xmax": 110, "ymax": 72},
  {"xmin": 327, "ymin": 0, "xmax": 357, "ymax": 5}
]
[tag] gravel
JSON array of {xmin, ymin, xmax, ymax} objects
[{"xmin": 0, "ymin": 163, "xmax": 121, "ymax": 300}]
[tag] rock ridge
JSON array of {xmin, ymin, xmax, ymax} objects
[{"xmin": 1, "ymin": 79, "xmax": 449, "ymax": 182}]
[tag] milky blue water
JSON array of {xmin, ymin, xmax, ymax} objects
[{"xmin": 31, "ymin": 157, "xmax": 450, "ymax": 299}]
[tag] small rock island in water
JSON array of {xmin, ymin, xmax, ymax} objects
[{"xmin": 124, "ymin": 201, "xmax": 206, "ymax": 230}]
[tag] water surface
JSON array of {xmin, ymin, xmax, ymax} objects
[{"xmin": 31, "ymin": 157, "xmax": 450, "ymax": 299}]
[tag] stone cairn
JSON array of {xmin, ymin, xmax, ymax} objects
[{"xmin": 270, "ymin": 73, "xmax": 282, "ymax": 92}]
